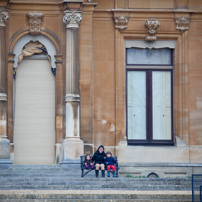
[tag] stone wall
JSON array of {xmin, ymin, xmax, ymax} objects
[{"xmin": 0, "ymin": 0, "xmax": 202, "ymax": 166}]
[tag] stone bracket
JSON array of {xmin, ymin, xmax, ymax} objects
[
  {"xmin": 145, "ymin": 18, "xmax": 160, "ymax": 41},
  {"xmin": 0, "ymin": 10, "xmax": 8, "ymax": 27},
  {"xmin": 27, "ymin": 12, "xmax": 44, "ymax": 35},
  {"xmin": 175, "ymin": 17, "xmax": 190, "ymax": 32},
  {"xmin": 174, "ymin": 11, "xmax": 191, "ymax": 33},
  {"xmin": 114, "ymin": 16, "xmax": 130, "ymax": 31}
]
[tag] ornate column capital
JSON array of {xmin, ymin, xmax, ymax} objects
[
  {"xmin": 27, "ymin": 12, "xmax": 44, "ymax": 35},
  {"xmin": 145, "ymin": 18, "xmax": 160, "ymax": 41},
  {"xmin": 0, "ymin": 10, "xmax": 8, "ymax": 27},
  {"xmin": 175, "ymin": 17, "xmax": 189, "ymax": 32},
  {"xmin": 114, "ymin": 16, "xmax": 129, "ymax": 31},
  {"xmin": 63, "ymin": 11, "xmax": 82, "ymax": 29}
]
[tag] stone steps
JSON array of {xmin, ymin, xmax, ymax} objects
[
  {"xmin": 0, "ymin": 179, "xmax": 191, "ymax": 189},
  {"xmin": 0, "ymin": 181, "xmax": 191, "ymax": 187},
  {"xmin": 0, "ymin": 180, "xmax": 191, "ymax": 186},
  {"xmin": 0, "ymin": 185, "xmax": 191, "ymax": 190},
  {"xmin": 0, "ymin": 191, "xmax": 192, "ymax": 202},
  {"xmin": 0, "ymin": 165, "xmax": 193, "ymax": 201},
  {"xmin": 0, "ymin": 177, "xmax": 191, "ymax": 182},
  {"xmin": 0, "ymin": 166, "xmax": 192, "ymax": 191}
]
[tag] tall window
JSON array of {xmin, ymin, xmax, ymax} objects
[{"xmin": 126, "ymin": 47, "xmax": 174, "ymax": 145}]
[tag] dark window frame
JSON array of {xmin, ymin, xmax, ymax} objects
[{"xmin": 126, "ymin": 49, "xmax": 174, "ymax": 146}]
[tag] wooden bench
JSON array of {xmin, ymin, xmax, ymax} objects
[{"xmin": 80, "ymin": 156, "xmax": 119, "ymax": 178}]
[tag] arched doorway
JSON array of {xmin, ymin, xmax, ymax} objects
[{"xmin": 12, "ymin": 36, "xmax": 57, "ymax": 165}]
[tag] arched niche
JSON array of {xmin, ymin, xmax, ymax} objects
[{"xmin": 13, "ymin": 34, "xmax": 57, "ymax": 69}]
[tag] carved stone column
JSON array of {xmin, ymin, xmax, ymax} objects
[
  {"xmin": 61, "ymin": 3, "xmax": 84, "ymax": 168},
  {"xmin": 0, "ymin": 9, "xmax": 12, "ymax": 169}
]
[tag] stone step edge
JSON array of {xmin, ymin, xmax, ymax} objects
[
  {"xmin": 0, "ymin": 190, "xmax": 192, "ymax": 195},
  {"xmin": 0, "ymin": 190, "xmax": 192, "ymax": 200}
]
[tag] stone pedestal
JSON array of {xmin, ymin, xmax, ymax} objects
[
  {"xmin": 0, "ymin": 138, "xmax": 12, "ymax": 170},
  {"xmin": 63, "ymin": 138, "xmax": 84, "ymax": 160},
  {"xmin": 61, "ymin": 138, "xmax": 83, "ymax": 170}
]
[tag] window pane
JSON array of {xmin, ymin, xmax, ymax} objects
[
  {"xmin": 127, "ymin": 48, "xmax": 171, "ymax": 65},
  {"xmin": 152, "ymin": 71, "xmax": 172, "ymax": 140},
  {"xmin": 127, "ymin": 71, "xmax": 146, "ymax": 140}
]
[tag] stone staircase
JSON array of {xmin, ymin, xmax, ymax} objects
[{"xmin": 0, "ymin": 165, "xmax": 192, "ymax": 201}]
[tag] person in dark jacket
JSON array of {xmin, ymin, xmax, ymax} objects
[
  {"xmin": 92, "ymin": 145, "xmax": 105, "ymax": 178},
  {"xmin": 104, "ymin": 151, "xmax": 118, "ymax": 177},
  {"xmin": 84, "ymin": 154, "xmax": 95, "ymax": 169}
]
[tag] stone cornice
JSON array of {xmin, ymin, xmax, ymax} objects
[
  {"xmin": 0, "ymin": 10, "xmax": 8, "ymax": 27},
  {"xmin": 82, "ymin": 3, "xmax": 97, "ymax": 12}
]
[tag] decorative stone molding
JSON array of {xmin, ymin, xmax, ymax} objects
[
  {"xmin": 13, "ymin": 34, "xmax": 57, "ymax": 68},
  {"xmin": 0, "ymin": 93, "xmax": 7, "ymax": 101},
  {"xmin": 65, "ymin": 94, "xmax": 80, "ymax": 102},
  {"xmin": 114, "ymin": 16, "xmax": 129, "ymax": 31},
  {"xmin": 175, "ymin": 17, "xmax": 189, "ymax": 32},
  {"xmin": 145, "ymin": 18, "xmax": 160, "ymax": 41},
  {"xmin": 18, "ymin": 42, "xmax": 45, "ymax": 64},
  {"xmin": 0, "ymin": 10, "xmax": 8, "ymax": 27},
  {"xmin": 63, "ymin": 12, "xmax": 82, "ymax": 29},
  {"xmin": 27, "ymin": 12, "xmax": 44, "ymax": 35}
]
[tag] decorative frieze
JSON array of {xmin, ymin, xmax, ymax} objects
[
  {"xmin": 27, "ymin": 12, "xmax": 44, "ymax": 35},
  {"xmin": 175, "ymin": 17, "xmax": 189, "ymax": 32},
  {"xmin": 65, "ymin": 94, "xmax": 80, "ymax": 102},
  {"xmin": 0, "ymin": 10, "xmax": 8, "ymax": 27},
  {"xmin": 145, "ymin": 18, "xmax": 160, "ymax": 41},
  {"xmin": 114, "ymin": 16, "xmax": 129, "ymax": 31},
  {"xmin": 63, "ymin": 12, "xmax": 82, "ymax": 29}
]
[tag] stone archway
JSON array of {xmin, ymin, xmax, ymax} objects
[{"xmin": 12, "ymin": 35, "xmax": 57, "ymax": 165}]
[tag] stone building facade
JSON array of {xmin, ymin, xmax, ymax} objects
[{"xmin": 0, "ymin": 0, "xmax": 202, "ymax": 177}]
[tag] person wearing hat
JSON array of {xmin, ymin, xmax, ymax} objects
[{"xmin": 104, "ymin": 151, "xmax": 118, "ymax": 177}]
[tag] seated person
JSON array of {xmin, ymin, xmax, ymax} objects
[
  {"xmin": 104, "ymin": 151, "xmax": 118, "ymax": 177},
  {"xmin": 92, "ymin": 145, "xmax": 105, "ymax": 178},
  {"xmin": 84, "ymin": 154, "xmax": 95, "ymax": 169}
]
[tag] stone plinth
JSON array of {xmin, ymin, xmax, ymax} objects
[
  {"xmin": 60, "ymin": 138, "xmax": 83, "ymax": 170},
  {"xmin": 0, "ymin": 138, "xmax": 12, "ymax": 170}
]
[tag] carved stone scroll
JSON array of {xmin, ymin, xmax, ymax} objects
[
  {"xmin": 145, "ymin": 18, "xmax": 160, "ymax": 41},
  {"xmin": 0, "ymin": 10, "xmax": 8, "ymax": 27},
  {"xmin": 27, "ymin": 12, "xmax": 44, "ymax": 35},
  {"xmin": 63, "ymin": 11, "xmax": 82, "ymax": 29},
  {"xmin": 175, "ymin": 17, "xmax": 189, "ymax": 32},
  {"xmin": 18, "ymin": 42, "xmax": 45, "ymax": 64},
  {"xmin": 114, "ymin": 16, "xmax": 129, "ymax": 31}
]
